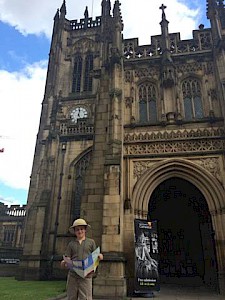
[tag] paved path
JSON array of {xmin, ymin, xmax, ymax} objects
[
  {"xmin": 51, "ymin": 284, "xmax": 224, "ymax": 300},
  {"xmin": 130, "ymin": 284, "xmax": 224, "ymax": 299}
]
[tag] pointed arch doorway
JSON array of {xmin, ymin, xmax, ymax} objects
[{"xmin": 148, "ymin": 177, "xmax": 218, "ymax": 290}]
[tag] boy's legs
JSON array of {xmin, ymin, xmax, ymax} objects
[
  {"xmin": 66, "ymin": 273, "xmax": 79, "ymax": 300},
  {"xmin": 78, "ymin": 277, "xmax": 92, "ymax": 300}
]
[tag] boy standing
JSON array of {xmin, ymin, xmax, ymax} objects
[{"xmin": 61, "ymin": 218, "xmax": 103, "ymax": 300}]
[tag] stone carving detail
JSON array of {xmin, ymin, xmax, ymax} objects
[
  {"xmin": 60, "ymin": 121, "xmax": 94, "ymax": 136},
  {"xmin": 176, "ymin": 63, "xmax": 203, "ymax": 74},
  {"xmin": 125, "ymin": 97, "xmax": 133, "ymax": 108},
  {"xmin": 176, "ymin": 62, "xmax": 213, "ymax": 75},
  {"xmin": 125, "ymin": 140, "xmax": 225, "ymax": 156},
  {"xmin": 72, "ymin": 38, "xmax": 95, "ymax": 53},
  {"xmin": 125, "ymin": 71, "xmax": 132, "ymax": 82},
  {"xmin": 124, "ymin": 128, "xmax": 225, "ymax": 143},
  {"xmin": 133, "ymin": 157, "xmax": 222, "ymax": 182},
  {"xmin": 134, "ymin": 68, "xmax": 159, "ymax": 78},
  {"xmin": 133, "ymin": 160, "xmax": 155, "ymax": 179},
  {"xmin": 111, "ymin": 114, "xmax": 119, "ymax": 120},
  {"xmin": 209, "ymin": 88, "xmax": 217, "ymax": 100},
  {"xmin": 204, "ymin": 62, "xmax": 214, "ymax": 75},
  {"xmin": 125, "ymin": 128, "xmax": 225, "ymax": 156},
  {"xmin": 192, "ymin": 157, "xmax": 222, "ymax": 182},
  {"xmin": 109, "ymin": 88, "xmax": 122, "ymax": 98}
]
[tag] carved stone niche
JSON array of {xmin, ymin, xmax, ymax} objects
[{"xmin": 161, "ymin": 67, "xmax": 175, "ymax": 88}]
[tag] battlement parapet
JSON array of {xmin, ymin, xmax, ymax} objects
[
  {"xmin": 0, "ymin": 203, "xmax": 26, "ymax": 217},
  {"xmin": 123, "ymin": 28, "xmax": 213, "ymax": 60},
  {"xmin": 68, "ymin": 16, "xmax": 101, "ymax": 31}
]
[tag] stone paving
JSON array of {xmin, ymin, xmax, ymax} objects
[
  {"xmin": 130, "ymin": 284, "xmax": 224, "ymax": 299},
  {"xmin": 52, "ymin": 284, "xmax": 224, "ymax": 300}
]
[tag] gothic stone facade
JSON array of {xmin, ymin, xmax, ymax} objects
[
  {"xmin": 0, "ymin": 204, "xmax": 26, "ymax": 249},
  {"xmin": 20, "ymin": 0, "xmax": 225, "ymax": 297},
  {"xmin": 0, "ymin": 203, "xmax": 26, "ymax": 272}
]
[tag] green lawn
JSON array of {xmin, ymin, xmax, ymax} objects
[{"xmin": 0, "ymin": 277, "xmax": 66, "ymax": 300}]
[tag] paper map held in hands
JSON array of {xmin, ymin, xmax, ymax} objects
[{"xmin": 63, "ymin": 247, "xmax": 100, "ymax": 278}]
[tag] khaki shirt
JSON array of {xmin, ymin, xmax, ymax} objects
[{"xmin": 65, "ymin": 237, "xmax": 96, "ymax": 278}]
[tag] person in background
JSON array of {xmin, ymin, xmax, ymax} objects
[{"xmin": 61, "ymin": 218, "xmax": 103, "ymax": 300}]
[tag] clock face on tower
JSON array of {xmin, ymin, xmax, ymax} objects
[{"xmin": 70, "ymin": 107, "xmax": 88, "ymax": 123}]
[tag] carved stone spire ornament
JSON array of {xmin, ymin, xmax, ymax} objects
[
  {"xmin": 160, "ymin": 3, "xmax": 167, "ymax": 19},
  {"xmin": 84, "ymin": 6, "xmax": 89, "ymax": 29},
  {"xmin": 159, "ymin": 4, "xmax": 172, "ymax": 63},
  {"xmin": 54, "ymin": 9, "xmax": 59, "ymax": 22},
  {"xmin": 218, "ymin": 0, "xmax": 225, "ymax": 28},
  {"xmin": 101, "ymin": 0, "xmax": 111, "ymax": 17},
  {"xmin": 110, "ymin": 0, "xmax": 123, "ymax": 64},
  {"xmin": 206, "ymin": 0, "xmax": 223, "ymax": 42},
  {"xmin": 84, "ymin": 6, "xmax": 89, "ymax": 19},
  {"xmin": 113, "ymin": 0, "xmax": 123, "ymax": 24},
  {"xmin": 60, "ymin": 0, "xmax": 66, "ymax": 16}
]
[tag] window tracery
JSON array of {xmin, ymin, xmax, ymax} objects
[
  {"xmin": 73, "ymin": 151, "xmax": 92, "ymax": 219},
  {"xmin": 138, "ymin": 83, "xmax": 157, "ymax": 123},
  {"xmin": 72, "ymin": 53, "xmax": 93, "ymax": 93},
  {"xmin": 84, "ymin": 54, "xmax": 93, "ymax": 92},
  {"xmin": 72, "ymin": 55, "xmax": 82, "ymax": 93},
  {"xmin": 182, "ymin": 78, "xmax": 203, "ymax": 120}
]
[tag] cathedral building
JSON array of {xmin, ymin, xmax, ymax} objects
[{"xmin": 19, "ymin": 0, "xmax": 225, "ymax": 297}]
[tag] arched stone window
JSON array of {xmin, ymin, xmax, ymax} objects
[
  {"xmin": 72, "ymin": 55, "xmax": 82, "ymax": 93},
  {"xmin": 182, "ymin": 78, "xmax": 203, "ymax": 120},
  {"xmin": 3, "ymin": 225, "xmax": 15, "ymax": 246},
  {"xmin": 139, "ymin": 83, "xmax": 157, "ymax": 123},
  {"xmin": 72, "ymin": 53, "xmax": 93, "ymax": 93},
  {"xmin": 72, "ymin": 150, "xmax": 92, "ymax": 219},
  {"xmin": 84, "ymin": 54, "xmax": 93, "ymax": 92}
]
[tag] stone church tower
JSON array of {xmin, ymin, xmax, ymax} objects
[{"xmin": 20, "ymin": 0, "xmax": 225, "ymax": 297}]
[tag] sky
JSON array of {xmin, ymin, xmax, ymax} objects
[{"xmin": 0, "ymin": 0, "xmax": 210, "ymax": 206}]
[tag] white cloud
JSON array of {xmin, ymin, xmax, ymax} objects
[
  {"xmin": 0, "ymin": 0, "xmax": 95, "ymax": 37},
  {"xmin": 0, "ymin": 0, "xmax": 207, "ymax": 44},
  {"xmin": 0, "ymin": 61, "xmax": 47, "ymax": 190}
]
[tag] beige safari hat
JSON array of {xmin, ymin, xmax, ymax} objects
[{"xmin": 69, "ymin": 218, "xmax": 90, "ymax": 232}]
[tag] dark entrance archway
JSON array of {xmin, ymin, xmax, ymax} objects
[{"xmin": 148, "ymin": 177, "xmax": 218, "ymax": 290}]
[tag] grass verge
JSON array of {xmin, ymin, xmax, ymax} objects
[{"xmin": 0, "ymin": 277, "xmax": 66, "ymax": 300}]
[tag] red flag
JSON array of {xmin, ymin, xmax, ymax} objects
[{"xmin": 0, "ymin": 148, "xmax": 4, "ymax": 153}]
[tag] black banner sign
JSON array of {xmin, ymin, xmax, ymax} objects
[{"xmin": 134, "ymin": 219, "xmax": 160, "ymax": 293}]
